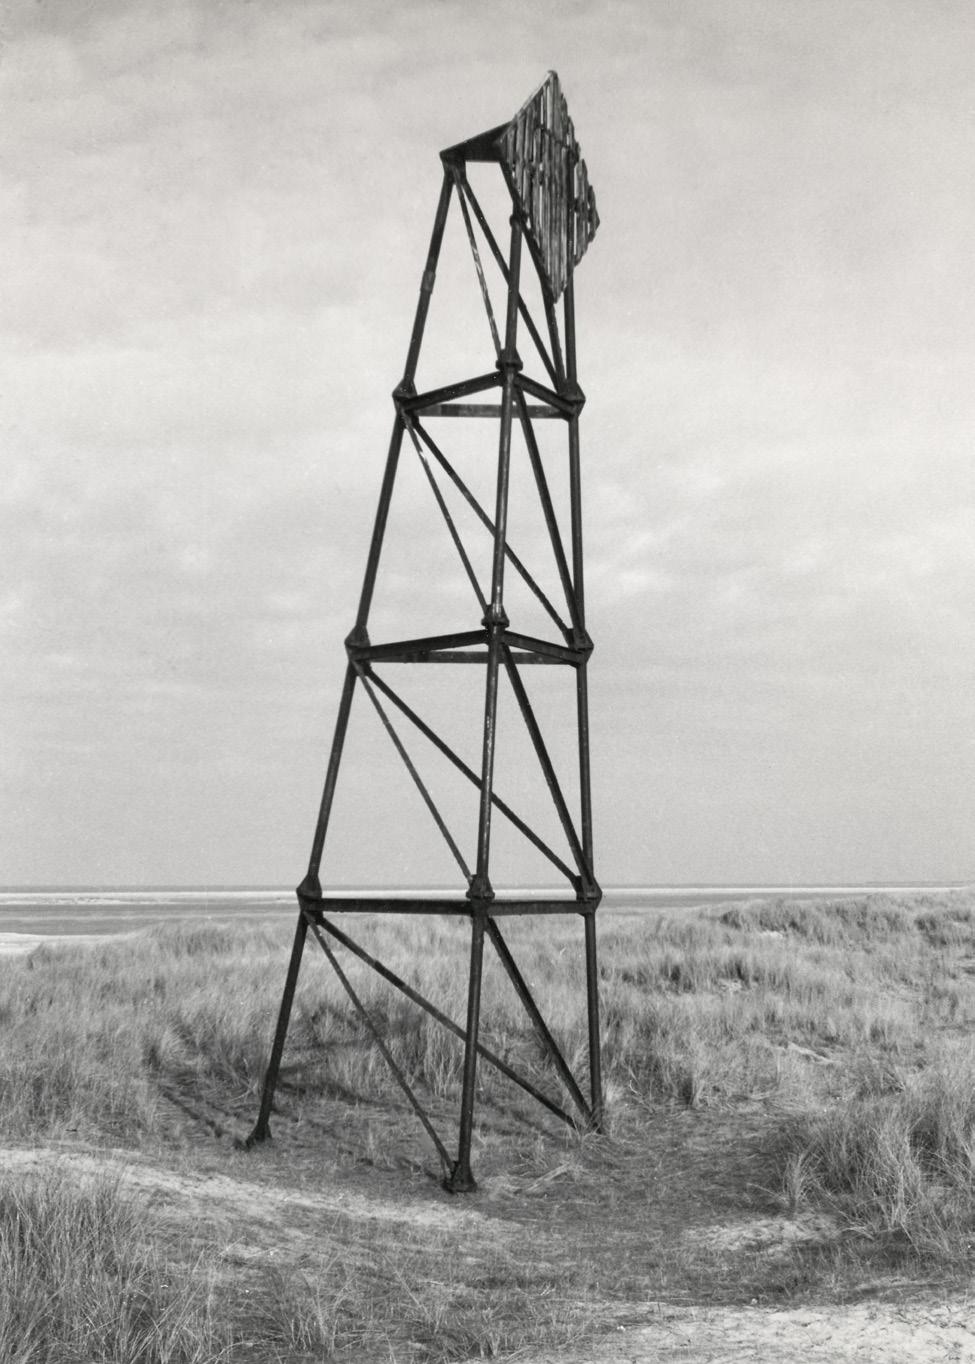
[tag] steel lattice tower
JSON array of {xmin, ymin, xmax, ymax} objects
[{"xmin": 246, "ymin": 73, "xmax": 603, "ymax": 1192}]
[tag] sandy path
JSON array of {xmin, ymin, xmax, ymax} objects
[
  {"xmin": 5, "ymin": 1145, "xmax": 973, "ymax": 1362},
  {"xmin": 507, "ymin": 1300, "xmax": 975, "ymax": 1363},
  {"xmin": 0, "ymin": 1144, "xmax": 512, "ymax": 1236}
]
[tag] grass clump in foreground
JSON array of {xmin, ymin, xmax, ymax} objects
[
  {"xmin": 0, "ymin": 1169, "xmax": 222, "ymax": 1364},
  {"xmin": 3, "ymin": 889, "xmax": 975, "ymax": 1359},
  {"xmin": 0, "ymin": 1166, "xmax": 594, "ymax": 1363},
  {"xmin": 778, "ymin": 1043, "xmax": 975, "ymax": 1259}
]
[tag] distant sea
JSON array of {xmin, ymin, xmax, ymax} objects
[{"xmin": 0, "ymin": 882, "xmax": 970, "ymax": 946}]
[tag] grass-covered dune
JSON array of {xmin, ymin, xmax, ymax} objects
[{"xmin": 3, "ymin": 890, "xmax": 975, "ymax": 1361}]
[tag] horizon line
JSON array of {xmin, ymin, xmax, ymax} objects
[{"xmin": 2, "ymin": 880, "xmax": 972, "ymax": 896}]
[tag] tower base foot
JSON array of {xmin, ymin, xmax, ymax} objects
[
  {"xmin": 443, "ymin": 1160, "xmax": 478, "ymax": 1194},
  {"xmin": 238, "ymin": 1121, "xmax": 272, "ymax": 1150}
]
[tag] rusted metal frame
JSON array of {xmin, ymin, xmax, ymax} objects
[
  {"xmin": 575, "ymin": 661, "xmax": 598, "ymax": 837},
  {"xmin": 542, "ymin": 293, "xmax": 567, "ymax": 390},
  {"xmin": 470, "ymin": 215, "xmax": 523, "ymax": 903},
  {"xmin": 517, "ymin": 372, "xmax": 580, "ymax": 418},
  {"xmin": 484, "ymin": 918, "xmax": 593, "ymax": 1124},
  {"xmin": 354, "ymin": 643, "xmax": 566, "ymax": 666},
  {"xmin": 554, "ymin": 118, "xmax": 566, "ymax": 300},
  {"xmin": 366, "ymin": 668, "xmax": 581, "ymax": 889},
  {"xmin": 501, "ymin": 644, "xmax": 594, "ymax": 891},
  {"xmin": 251, "ymin": 100, "xmax": 602, "ymax": 1178},
  {"xmin": 564, "ymin": 277, "xmax": 586, "ymax": 634},
  {"xmin": 410, "ymin": 431, "xmax": 487, "ymax": 615},
  {"xmin": 455, "ymin": 174, "xmax": 558, "ymax": 387},
  {"xmin": 355, "ymin": 339, "xmax": 437, "ymax": 649},
  {"xmin": 564, "ymin": 272, "xmax": 603, "ymax": 1126},
  {"xmin": 352, "ymin": 629, "xmax": 485, "ymax": 663},
  {"xmin": 352, "ymin": 174, "xmax": 455, "ymax": 645},
  {"xmin": 574, "ymin": 662, "xmax": 597, "ymax": 885},
  {"xmin": 306, "ymin": 915, "xmax": 453, "ymax": 1177},
  {"xmin": 412, "ymin": 420, "xmax": 570, "ymax": 637},
  {"xmin": 524, "ymin": 94, "xmax": 539, "ymax": 272},
  {"xmin": 564, "ymin": 276, "xmax": 585, "ymax": 615},
  {"xmin": 353, "ymin": 661, "xmax": 472, "ymax": 885},
  {"xmin": 582, "ymin": 908, "xmax": 603, "ymax": 1129},
  {"xmin": 501, "ymin": 629, "xmax": 584, "ymax": 665},
  {"xmin": 564, "ymin": 272, "xmax": 596, "ymax": 871},
  {"xmin": 399, "ymin": 371, "xmax": 501, "ymax": 415},
  {"xmin": 360, "ymin": 649, "xmax": 494, "ymax": 664},
  {"xmin": 421, "ymin": 402, "xmax": 559, "ymax": 419},
  {"xmin": 303, "ymin": 405, "xmax": 416, "ymax": 890},
  {"xmin": 249, "ymin": 655, "xmax": 360, "ymax": 1143},
  {"xmin": 450, "ymin": 216, "xmax": 525, "ymax": 1193},
  {"xmin": 449, "ymin": 165, "xmax": 502, "ymax": 359},
  {"xmin": 244, "ymin": 910, "xmax": 309, "ymax": 1146},
  {"xmin": 515, "ymin": 389, "xmax": 585, "ymax": 642},
  {"xmin": 401, "ymin": 171, "xmax": 454, "ymax": 390},
  {"xmin": 438, "ymin": 120, "xmax": 508, "ymax": 166},
  {"xmin": 540, "ymin": 82, "xmax": 554, "ymax": 291},
  {"xmin": 306, "ymin": 897, "xmax": 592, "ymax": 914},
  {"xmin": 494, "ymin": 103, "xmax": 568, "ymax": 386},
  {"xmin": 500, "ymin": 156, "xmax": 561, "ymax": 323},
  {"xmin": 448, "ymin": 914, "xmax": 486, "ymax": 1190},
  {"xmin": 301, "ymin": 663, "xmax": 359, "ymax": 897},
  {"xmin": 499, "ymin": 73, "xmax": 598, "ymax": 308},
  {"xmin": 357, "ymin": 648, "xmax": 561, "ymax": 666},
  {"xmin": 313, "ymin": 913, "xmax": 578, "ymax": 1129}
]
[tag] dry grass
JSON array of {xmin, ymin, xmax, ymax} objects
[
  {"xmin": 777, "ymin": 1042, "xmax": 975, "ymax": 1258},
  {"xmin": 3, "ymin": 889, "xmax": 975, "ymax": 1359},
  {"xmin": 0, "ymin": 1168, "xmax": 225, "ymax": 1364}
]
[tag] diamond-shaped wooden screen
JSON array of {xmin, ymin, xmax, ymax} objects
[{"xmin": 499, "ymin": 71, "xmax": 599, "ymax": 302}]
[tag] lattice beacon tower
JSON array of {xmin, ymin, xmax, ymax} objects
[{"xmin": 246, "ymin": 73, "xmax": 603, "ymax": 1192}]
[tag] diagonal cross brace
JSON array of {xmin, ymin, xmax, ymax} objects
[
  {"xmin": 366, "ymin": 667, "xmax": 581, "ymax": 889},
  {"xmin": 313, "ymin": 912, "xmax": 582, "ymax": 1130},
  {"xmin": 412, "ymin": 419, "xmax": 571, "ymax": 638},
  {"xmin": 485, "ymin": 917, "xmax": 594, "ymax": 1124},
  {"xmin": 307, "ymin": 916, "xmax": 454, "ymax": 1175},
  {"xmin": 454, "ymin": 174, "xmax": 560, "ymax": 386},
  {"xmin": 353, "ymin": 661, "xmax": 472, "ymax": 884},
  {"xmin": 502, "ymin": 645, "xmax": 596, "ymax": 892}
]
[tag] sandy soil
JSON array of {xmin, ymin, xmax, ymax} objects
[
  {"xmin": 0, "ymin": 932, "xmax": 130, "ymax": 957},
  {"xmin": 5, "ymin": 1143, "xmax": 973, "ymax": 1363},
  {"xmin": 503, "ymin": 1301, "xmax": 975, "ymax": 1363}
]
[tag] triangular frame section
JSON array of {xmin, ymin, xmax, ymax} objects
[{"xmin": 245, "ymin": 73, "xmax": 604, "ymax": 1192}]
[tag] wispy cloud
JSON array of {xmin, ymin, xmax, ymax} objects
[{"xmin": 3, "ymin": 0, "xmax": 974, "ymax": 884}]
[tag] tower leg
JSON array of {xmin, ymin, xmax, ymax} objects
[
  {"xmin": 583, "ymin": 909, "xmax": 603, "ymax": 1130},
  {"xmin": 244, "ymin": 909, "xmax": 308, "ymax": 1146},
  {"xmin": 468, "ymin": 215, "xmax": 523, "ymax": 903},
  {"xmin": 445, "ymin": 914, "xmax": 486, "ymax": 1192},
  {"xmin": 565, "ymin": 272, "xmax": 603, "ymax": 1128}
]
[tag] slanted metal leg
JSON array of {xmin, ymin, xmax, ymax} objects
[
  {"xmin": 244, "ymin": 909, "xmax": 308, "ymax": 1146},
  {"xmin": 583, "ymin": 909, "xmax": 603, "ymax": 1131},
  {"xmin": 445, "ymin": 915, "xmax": 486, "ymax": 1192}
]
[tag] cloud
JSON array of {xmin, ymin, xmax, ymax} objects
[{"xmin": 4, "ymin": 0, "xmax": 975, "ymax": 884}]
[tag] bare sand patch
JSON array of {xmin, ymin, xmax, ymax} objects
[
  {"xmin": 5, "ymin": 1143, "xmax": 973, "ymax": 1363},
  {"xmin": 500, "ymin": 1299, "xmax": 975, "ymax": 1363},
  {"xmin": 1, "ymin": 1143, "xmax": 516, "ymax": 1237},
  {"xmin": 0, "ymin": 932, "xmax": 127, "ymax": 958},
  {"xmin": 681, "ymin": 1211, "xmax": 841, "ymax": 1255}
]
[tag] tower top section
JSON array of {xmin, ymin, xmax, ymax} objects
[{"xmin": 441, "ymin": 71, "xmax": 599, "ymax": 303}]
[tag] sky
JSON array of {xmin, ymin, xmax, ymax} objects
[{"xmin": 2, "ymin": 0, "xmax": 974, "ymax": 889}]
